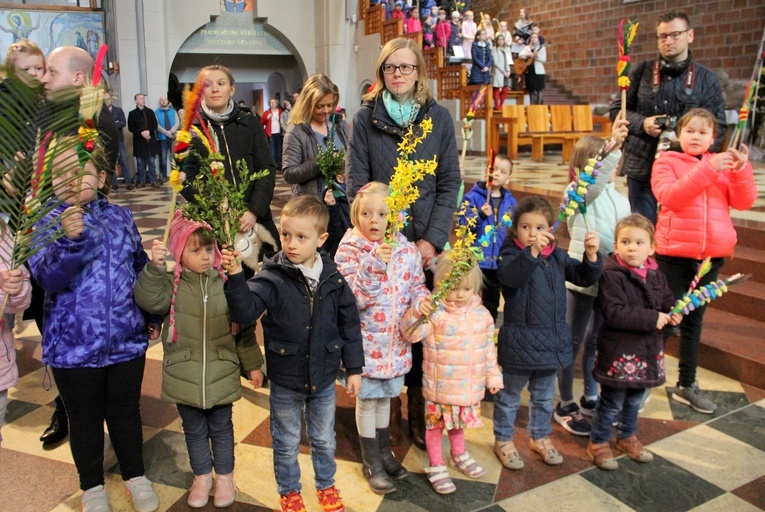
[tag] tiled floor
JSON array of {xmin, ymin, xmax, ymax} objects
[{"xmin": 2, "ymin": 154, "xmax": 764, "ymax": 512}]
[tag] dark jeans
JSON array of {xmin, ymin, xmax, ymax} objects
[
  {"xmin": 627, "ymin": 177, "xmax": 657, "ymax": 225},
  {"xmin": 177, "ymin": 403, "xmax": 234, "ymax": 476},
  {"xmin": 656, "ymin": 254, "xmax": 724, "ymax": 387},
  {"xmin": 268, "ymin": 133, "xmax": 283, "ymax": 169},
  {"xmin": 113, "ymin": 140, "xmax": 132, "ymax": 187},
  {"xmin": 481, "ymin": 268, "xmax": 501, "ymax": 322},
  {"xmin": 135, "ymin": 155, "xmax": 156, "ymax": 185},
  {"xmin": 52, "ymin": 356, "xmax": 146, "ymax": 490},
  {"xmin": 158, "ymin": 139, "xmax": 173, "ymax": 180},
  {"xmin": 590, "ymin": 385, "xmax": 644, "ymax": 443}
]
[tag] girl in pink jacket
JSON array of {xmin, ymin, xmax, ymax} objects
[
  {"xmin": 335, "ymin": 182, "xmax": 430, "ymax": 495},
  {"xmin": 651, "ymin": 108, "xmax": 756, "ymax": 415},
  {"xmin": 401, "ymin": 254, "xmax": 503, "ymax": 495}
]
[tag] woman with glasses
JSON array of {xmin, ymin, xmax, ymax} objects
[{"xmin": 346, "ymin": 37, "xmax": 461, "ymax": 455}]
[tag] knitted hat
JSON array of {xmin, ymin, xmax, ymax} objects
[{"xmin": 166, "ymin": 210, "xmax": 225, "ymax": 342}]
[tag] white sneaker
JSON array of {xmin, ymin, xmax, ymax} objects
[
  {"xmin": 82, "ymin": 485, "xmax": 111, "ymax": 512},
  {"xmin": 124, "ymin": 476, "xmax": 159, "ymax": 512}
]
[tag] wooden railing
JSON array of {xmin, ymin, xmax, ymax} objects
[
  {"xmin": 382, "ymin": 18, "xmax": 403, "ymax": 45},
  {"xmin": 423, "ymin": 47, "xmax": 443, "ymax": 81},
  {"xmin": 437, "ymin": 66, "xmax": 466, "ymax": 100},
  {"xmin": 365, "ymin": 4, "xmax": 385, "ymax": 36},
  {"xmin": 403, "ymin": 30, "xmax": 423, "ymax": 48}
]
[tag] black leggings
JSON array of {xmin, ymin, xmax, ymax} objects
[{"xmin": 52, "ymin": 356, "xmax": 146, "ymax": 490}]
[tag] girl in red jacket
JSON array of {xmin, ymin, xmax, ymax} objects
[{"xmin": 651, "ymin": 108, "xmax": 756, "ymax": 415}]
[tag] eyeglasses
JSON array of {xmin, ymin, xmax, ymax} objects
[
  {"xmin": 381, "ymin": 63, "xmax": 417, "ymax": 75},
  {"xmin": 657, "ymin": 29, "xmax": 690, "ymax": 42}
]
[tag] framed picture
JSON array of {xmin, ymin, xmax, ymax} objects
[{"xmin": 0, "ymin": 9, "xmax": 105, "ymax": 59}]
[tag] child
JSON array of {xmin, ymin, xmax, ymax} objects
[
  {"xmin": 0, "ymin": 228, "xmax": 32, "ymax": 444},
  {"xmin": 28, "ymin": 141, "xmax": 159, "ymax": 512},
  {"xmin": 493, "ymin": 196, "xmax": 601, "ymax": 469},
  {"xmin": 222, "ymin": 195, "xmax": 364, "ymax": 512},
  {"xmin": 555, "ymin": 117, "xmax": 630, "ymax": 437},
  {"xmin": 134, "ymin": 211, "xmax": 265, "ymax": 508},
  {"xmin": 588, "ymin": 214, "xmax": 681, "ymax": 470},
  {"xmin": 334, "ymin": 182, "xmax": 429, "ymax": 494},
  {"xmin": 3, "ymin": 38, "xmax": 45, "ymax": 82},
  {"xmin": 651, "ymin": 108, "xmax": 756, "ymax": 414},
  {"xmin": 401, "ymin": 255, "xmax": 503, "ymax": 494},
  {"xmin": 323, "ymin": 172, "xmax": 351, "ymax": 258},
  {"xmin": 461, "ymin": 154, "xmax": 517, "ymax": 321}
]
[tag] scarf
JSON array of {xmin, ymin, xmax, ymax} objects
[
  {"xmin": 514, "ymin": 237, "xmax": 555, "ymax": 258},
  {"xmin": 382, "ymin": 90, "xmax": 420, "ymax": 128},
  {"xmin": 201, "ymin": 99, "xmax": 235, "ymax": 123},
  {"xmin": 616, "ymin": 254, "xmax": 658, "ymax": 281}
]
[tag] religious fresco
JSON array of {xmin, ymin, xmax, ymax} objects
[{"xmin": 0, "ymin": 9, "xmax": 105, "ymax": 59}]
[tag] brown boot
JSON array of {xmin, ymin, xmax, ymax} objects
[
  {"xmin": 616, "ymin": 435, "xmax": 654, "ymax": 463},
  {"xmin": 389, "ymin": 396, "xmax": 403, "ymax": 446},
  {"xmin": 406, "ymin": 387, "xmax": 426, "ymax": 450}
]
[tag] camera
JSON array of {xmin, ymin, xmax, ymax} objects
[
  {"xmin": 654, "ymin": 115, "xmax": 678, "ymax": 160},
  {"xmin": 654, "ymin": 115, "xmax": 678, "ymax": 131}
]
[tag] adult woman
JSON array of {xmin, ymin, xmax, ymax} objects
[
  {"xmin": 180, "ymin": 65, "xmax": 279, "ymax": 257},
  {"xmin": 280, "ymin": 98, "xmax": 292, "ymax": 133},
  {"xmin": 282, "ymin": 74, "xmax": 349, "ymax": 198},
  {"xmin": 346, "ymin": 37, "xmax": 461, "ymax": 450},
  {"xmin": 492, "ymin": 33, "xmax": 513, "ymax": 109},
  {"xmin": 519, "ymin": 32, "xmax": 546, "ymax": 104},
  {"xmin": 468, "ymin": 29, "xmax": 492, "ymax": 85}
]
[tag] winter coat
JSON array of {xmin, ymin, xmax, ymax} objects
[
  {"xmin": 324, "ymin": 183, "xmax": 351, "ymax": 258},
  {"xmin": 181, "ymin": 107, "xmax": 280, "ymax": 249},
  {"xmin": 469, "ymin": 42, "xmax": 492, "ymax": 84},
  {"xmin": 609, "ymin": 55, "xmax": 726, "ymax": 182},
  {"xmin": 224, "ymin": 251, "xmax": 365, "ymax": 393},
  {"xmin": 347, "ymin": 97, "xmax": 461, "ymax": 251},
  {"xmin": 260, "ymin": 107, "xmax": 284, "ymax": 137},
  {"xmin": 401, "ymin": 294, "xmax": 503, "ymax": 406},
  {"xmin": 565, "ymin": 150, "xmax": 631, "ymax": 296},
  {"xmin": 127, "ymin": 106, "xmax": 159, "ymax": 157},
  {"xmin": 106, "ymin": 104, "xmax": 127, "ymax": 143},
  {"xmin": 435, "ymin": 20, "xmax": 451, "ymax": 49},
  {"xmin": 651, "ymin": 149, "xmax": 757, "ymax": 259},
  {"xmin": 134, "ymin": 263, "xmax": 264, "ymax": 409},
  {"xmin": 448, "ymin": 21, "xmax": 462, "ymax": 50},
  {"xmin": 29, "ymin": 198, "xmax": 150, "ymax": 368},
  {"xmin": 335, "ymin": 229, "xmax": 429, "ymax": 380},
  {"xmin": 492, "ymin": 46, "xmax": 512, "ymax": 88},
  {"xmin": 0, "ymin": 233, "xmax": 31, "ymax": 392},
  {"xmin": 282, "ymin": 120, "xmax": 350, "ymax": 198},
  {"xmin": 460, "ymin": 182, "xmax": 517, "ymax": 270},
  {"xmin": 594, "ymin": 255, "xmax": 676, "ymax": 389},
  {"xmin": 497, "ymin": 241, "xmax": 602, "ymax": 371}
]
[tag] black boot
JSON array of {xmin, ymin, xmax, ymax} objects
[
  {"xmin": 407, "ymin": 387, "xmax": 426, "ymax": 450},
  {"xmin": 377, "ymin": 427, "xmax": 408, "ymax": 480},
  {"xmin": 359, "ymin": 436, "xmax": 396, "ymax": 494},
  {"xmin": 389, "ymin": 396, "xmax": 403, "ymax": 446},
  {"xmin": 40, "ymin": 395, "xmax": 68, "ymax": 445}
]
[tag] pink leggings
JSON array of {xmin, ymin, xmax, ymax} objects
[{"xmin": 425, "ymin": 426, "xmax": 466, "ymax": 466}]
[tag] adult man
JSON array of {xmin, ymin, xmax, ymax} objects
[
  {"xmin": 610, "ymin": 10, "xmax": 726, "ymax": 224},
  {"xmin": 127, "ymin": 93, "xmax": 159, "ymax": 188},
  {"xmin": 155, "ymin": 96, "xmax": 178, "ymax": 184},
  {"xmin": 260, "ymin": 97, "xmax": 283, "ymax": 168},
  {"xmin": 103, "ymin": 90, "xmax": 133, "ymax": 190}
]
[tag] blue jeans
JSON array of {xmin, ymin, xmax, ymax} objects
[
  {"xmin": 135, "ymin": 155, "xmax": 156, "ymax": 185},
  {"xmin": 268, "ymin": 133, "xmax": 282, "ymax": 168},
  {"xmin": 177, "ymin": 403, "xmax": 234, "ymax": 476},
  {"xmin": 494, "ymin": 369, "xmax": 557, "ymax": 441},
  {"xmin": 590, "ymin": 385, "xmax": 644, "ymax": 443},
  {"xmin": 559, "ymin": 290, "xmax": 601, "ymax": 401},
  {"xmin": 270, "ymin": 382, "xmax": 337, "ymax": 495},
  {"xmin": 158, "ymin": 139, "xmax": 173, "ymax": 180},
  {"xmin": 627, "ymin": 177, "xmax": 657, "ymax": 225},
  {"xmin": 112, "ymin": 140, "xmax": 132, "ymax": 187}
]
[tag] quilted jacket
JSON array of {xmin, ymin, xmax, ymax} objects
[
  {"xmin": 134, "ymin": 263, "xmax": 264, "ymax": 409},
  {"xmin": 346, "ymin": 97, "xmax": 461, "ymax": 251},
  {"xmin": 335, "ymin": 228, "xmax": 430, "ymax": 380},
  {"xmin": 497, "ymin": 241, "xmax": 602, "ymax": 371},
  {"xmin": 0, "ymin": 233, "xmax": 31, "ymax": 392},
  {"xmin": 224, "ymin": 251, "xmax": 365, "ymax": 393},
  {"xmin": 401, "ymin": 294, "xmax": 503, "ymax": 406},
  {"xmin": 282, "ymin": 120, "xmax": 349, "ymax": 198},
  {"xmin": 29, "ymin": 198, "xmax": 150, "ymax": 369},
  {"xmin": 594, "ymin": 255, "xmax": 676, "ymax": 389},
  {"xmin": 652, "ymin": 149, "xmax": 756, "ymax": 259},
  {"xmin": 460, "ymin": 182, "xmax": 517, "ymax": 270}
]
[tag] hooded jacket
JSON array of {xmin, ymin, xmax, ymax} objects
[
  {"xmin": 282, "ymin": 119, "xmax": 349, "ymax": 198},
  {"xmin": 334, "ymin": 228, "xmax": 429, "ymax": 380},
  {"xmin": 460, "ymin": 182, "xmax": 517, "ymax": 270}
]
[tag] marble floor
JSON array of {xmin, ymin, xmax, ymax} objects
[{"xmin": 1, "ymin": 154, "xmax": 764, "ymax": 512}]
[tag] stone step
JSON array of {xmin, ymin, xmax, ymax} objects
[
  {"xmin": 735, "ymin": 223, "xmax": 765, "ymax": 251},
  {"xmin": 725, "ymin": 246, "xmax": 765, "ymax": 283},
  {"xmin": 706, "ymin": 274, "xmax": 765, "ymax": 322}
]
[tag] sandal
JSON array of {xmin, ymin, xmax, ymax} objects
[
  {"xmin": 450, "ymin": 452, "xmax": 486, "ymax": 478},
  {"xmin": 424, "ymin": 465, "xmax": 456, "ymax": 494}
]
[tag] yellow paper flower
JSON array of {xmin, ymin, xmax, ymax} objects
[
  {"xmin": 177, "ymin": 130, "xmax": 191, "ymax": 144},
  {"xmin": 618, "ymin": 76, "xmax": 631, "ymax": 89}
]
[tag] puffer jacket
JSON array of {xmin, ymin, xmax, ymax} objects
[
  {"xmin": 609, "ymin": 55, "xmax": 726, "ymax": 182},
  {"xmin": 224, "ymin": 251, "xmax": 365, "ymax": 393},
  {"xmin": 346, "ymin": 97, "xmax": 461, "ymax": 251},
  {"xmin": 401, "ymin": 294, "xmax": 503, "ymax": 406},
  {"xmin": 282, "ymin": 120, "xmax": 349, "ymax": 198},
  {"xmin": 335, "ymin": 228, "xmax": 430, "ymax": 379},
  {"xmin": 134, "ymin": 263, "xmax": 264, "ymax": 409},
  {"xmin": 565, "ymin": 150, "xmax": 631, "ymax": 296},
  {"xmin": 460, "ymin": 182, "xmax": 517, "ymax": 270},
  {"xmin": 651, "ymin": 149, "xmax": 756, "ymax": 259},
  {"xmin": 497, "ymin": 240, "xmax": 602, "ymax": 371},
  {"xmin": 0, "ymin": 233, "xmax": 31, "ymax": 392},
  {"xmin": 594, "ymin": 255, "xmax": 676, "ymax": 389},
  {"xmin": 29, "ymin": 198, "xmax": 150, "ymax": 368}
]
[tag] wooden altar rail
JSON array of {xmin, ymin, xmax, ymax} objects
[
  {"xmin": 382, "ymin": 18, "xmax": 403, "ymax": 44},
  {"xmin": 364, "ymin": 4, "xmax": 385, "ymax": 36}
]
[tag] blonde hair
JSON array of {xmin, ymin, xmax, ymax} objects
[
  {"xmin": 349, "ymin": 182, "xmax": 388, "ymax": 227},
  {"xmin": 3, "ymin": 39, "xmax": 44, "ymax": 75},
  {"xmin": 570, "ymin": 135, "xmax": 605, "ymax": 179},
  {"xmin": 434, "ymin": 251, "xmax": 485, "ymax": 293},
  {"xmin": 289, "ymin": 74, "xmax": 339, "ymax": 125},
  {"xmin": 281, "ymin": 195, "xmax": 330, "ymax": 234},
  {"xmin": 362, "ymin": 38, "xmax": 432, "ymax": 105}
]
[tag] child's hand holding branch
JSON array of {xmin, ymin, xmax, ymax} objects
[
  {"xmin": 611, "ymin": 112, "xmax": 629, "ymax": 147},
  {"xmin": 376, "ymin": 243, "xmax": 393, "ymax": 264},
  {"xmin": 656, "ymin": 312, "xmax": 672, "ymax": 330},
  {"xmin": 151, "ymin": 239, "xmax": 168, "ymax": 267},
  {"xmin": 530, "ymin": 229, "xmax": 555, "ymax": 258},
  {"xmin": 584, "ymin": 231, "xmax": 600, "ymax": 262},
  {"xmin": 0, "ymin": 268, "xmax": 25, "ymax": 296},
  {"xmin": 417, "ymin": 298, "xmax": 434, "ymax": 318},
  {"xmin": 61, "ymin": 206, "xmax": 84, "ymax": 239},
  {"xmin": 729, "ymin": 143, "xmax": 749, "ymax": 171},
  {"xmin": 221, "ymin": 246, "xmax": 243, "ymax": 275}
]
